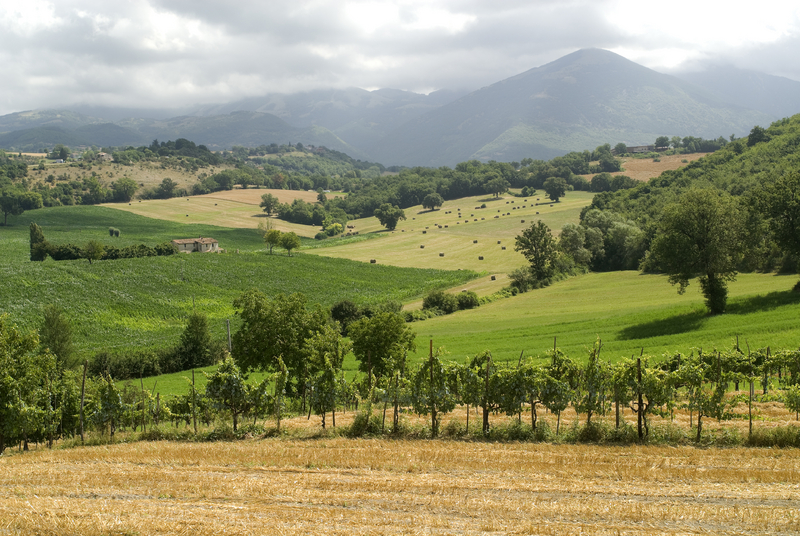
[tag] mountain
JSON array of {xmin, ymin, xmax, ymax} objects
[
  {"xmin": 674, "ymin": 66, "xmax": 800, "ymax": 120},
  {"xmin": 368, "ymin": 49, "xmax": 774, "ymax": 167},
  {"xmin": 186, "ymin": 87, "xmax": 467, "ymax": 152}
]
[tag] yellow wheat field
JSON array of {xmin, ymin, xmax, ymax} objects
[{"xmin": 2, "ymin": 409, "xmax": 799, "ymax": 536}]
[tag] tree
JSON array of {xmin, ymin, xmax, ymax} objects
[
  {"xmin": 260, "ymin": 193, "xmax": 279, "ymax": 215},
  {"xmin": 515, "ymin": 220, "xmax": 558, "ymax": 282},
  {"xmin": 543, "ymin": 176, "xmax": 567, "ymax": 202},
  {"xmin": 758, "ymin": 171, "xmax": 800, "ymax": 288},
  {"xmin": 30, "ymin": 222, "xmax": 48, "ymax": 261},
  {"xmin": 157, "ymin": 178, "xmax": 177, "ymax": 199},
  {"xmin": 1, "ymin": 190, "xmax": 42, "ymax": 225},
  {"xmin": 373, "ymin": 203, "xmax": 406, "ymax": 231},
  {"xmin": 484, "ymin": 177, "xmax": 509, "ymax": 198},
  {"xmin": 655, "ymin": 136, "xmax": 670, "ymax": 148},
  {"xmin": 176, "ymin": 312, "xmax": 215, "ymax": 370},
  {"xmin": 112, "ymin": 177, "xmax": 138, "ymax": 203},
  {"xmin": 614, "ymin": 142, "xmax": 628, "ymax": 155},
  {"xmin": 264, "ymin": 229, "xmax": 281, "ymax": 254},
  {"xmin": 39, "ymin": 305, "xmax": 75, "ymax": 371},
  {"xmin": 348, "ymin": 312, "xmax": 416, "ymax": 381},
  {"xmin": 83, "ymin": 240, "xmax": 105, "ymax": 264},
  {"xmin": 422, "ymin": 192, "xmax": 444, "ymax": 211},
  {"xmin": 204, "ymin": 356, "xmax": 252, "ymax": 432},
  {"xmin": 747, "ymin": 125, "xmax": 769, "ymax": 147},
  {"xmin": 231, "ymin": 290, "xmax": 328, "ymax": 399},
  {"xmin": 647, "ymin": 189, "xmax": 746, "ymax": 314},
  {"xmin": 279, "ymin": 231, "xmax": 301, "ymax": 256}
]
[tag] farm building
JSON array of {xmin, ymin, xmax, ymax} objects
[{"xmin": 171, "ymin": 237, "xmax": 219, "ymax": 253}]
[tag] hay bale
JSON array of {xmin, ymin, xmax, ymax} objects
[
  {"xmin": 491, "ymin": 275, "xmax": 496, "ymax": 281},
  {"xmin": 439, "ymin": 252, "xmax": 444, "ymax": 257},
  {"xmin": 473, "ymin": 240, "xmax": 478, "ymax": 243},
  {"xmin": 423, "ymin": 230, "xmax": 427, "ymax": 234},
  {"xmin": 497, "ymin": 240, "xmax": 501, "ymax": 244},
  {"xmin": 478, "ymin": 256, "xmax": 484, "ymax": 260},
  {"xmin": 370, "ymin": 259, "xmax": 376, "ymax": 264},
  {"xmin": 502, "ymin": 246, "xmax": 506, "ymax": 250},
  {"xmin": 420, "ymin": 245, "xmax": 425, "ymax": 248},
  {"xmin": 521, "ymin": 220, "xmax": 525, "ymax": 223}
]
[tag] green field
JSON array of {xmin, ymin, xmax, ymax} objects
[
  {"xmin": 0, "ymin": 206, "xmax": 477, "ymax": 353},
  {"xmin": 407, "ymin": 271, "xmax": 800, "ymax": 364}
]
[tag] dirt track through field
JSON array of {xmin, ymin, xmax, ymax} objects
[{"xmin": 2, "ymin": 437, "xmax": 798, "ymax": 535}]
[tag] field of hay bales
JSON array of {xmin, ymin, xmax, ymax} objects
[{"xmin": 3, "ymin": 431, "xmax": 798, "ymax": 535}]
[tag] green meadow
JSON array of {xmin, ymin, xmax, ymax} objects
[{"xmin": 407, "ymin": 271, "xmax": 800, "ymax": 365}]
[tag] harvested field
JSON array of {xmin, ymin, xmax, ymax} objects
[
  {"xmin": 616, "ymin": 153, "xmax": 708, "ymax": 181},
  {"xmin": 2, "ymin": 438, "xmax": 797, "ymax": 535},
  {"xmin": 2, "ymin": 405, "xmax": 799, "ymax": 535}
]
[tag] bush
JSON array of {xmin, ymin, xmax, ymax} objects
[
  {"xmin": 314, "ymin": 232, "xmax": 327, "ymax": 240},
  {"xmin": 508, "ymin": 266, "xmax": 536, "ymax": 292},
  {"xmin": 154, "ymin": 241, "xmax": 178, "ymax": 256},
  {"xmin": 422, "ymin": 290, "xmax": 458, "ymax": 314},
  {"xmin": 456, "ymin": 291, "xmax": 480, "ymax": 310}
]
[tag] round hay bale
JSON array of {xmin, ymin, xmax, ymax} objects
[
  {"xmin": 473, "ymin": 240, "xmax": 478, "ymax": 243},
  {"xmin": 478, "ymin": 256, "xmax": 484, "ymax": 260},
  {"xmin": 521, "ymin": 220, "xmax": 525, "ymax": 223},
  {"xmin": 439, "ymin": 252, "xmax": 444, "ymax": 257},
  {"xmin": 420, "ymin": 245, "xmax": 425, "ymax": 248},
  {"xmin": 370, "ymin": 259, "xmax": 376, "ymax": 264},
  {"xmin": 491, "ymin": 275, "xmax": 496, "ymax": 281}
]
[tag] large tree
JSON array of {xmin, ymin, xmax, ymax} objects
[
  {"xmin": 758, "ymin": 171, "xmax": 800, "ymax": 288},
  {"xmin": 279, "ymin": 231, "xmax": 301, "ymax": 256},
  {"xmin": 348, "ymin": 312, "xmax": 416, "ymax": 381},
  {"xmin": 231, "ymin": 290, "xmax": 328, "ymax": 397},
  {"xmin": 260, "ymin": 193, "xmax": 279, "ymax": 215},
  {"xmin": 422, "ymin": 192, "xmax": 444, "ymax": 211},
  {"xmin": 515, "ymin": 220, "xmax": 558, "ymax": 283},
  {"xmin": 373, "ymin": 203, "xmax": 406, "ymax": 231},
  {"xmin": 647, "ymin": 188, "xmax": 745, "ymax": 314},
  {"xmin": 543, "ymin": 177, "xmax": 567, "ymax": 202},
  {"xmin": 1, "ymin": 190, "xmax": 42, "ymax": 225}
]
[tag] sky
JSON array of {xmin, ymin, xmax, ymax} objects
[{"xmin": 1, "ymin": 0, "xmax": 799, "ymax": 116}]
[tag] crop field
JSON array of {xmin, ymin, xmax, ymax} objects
[
  {"xmin": 406, "ymin": 271, "xmax": 800, "ymax": 364},
  {"xmin": 311, "ymin": 191, "xmax": 595, "ymax": 275},
  {"xmin": 0, "ymin": 206, "xmax": 476, "ymax": 353},
  {"xmin": 2, "ymin": 432, "xmax": 799, "ymax": 535}
]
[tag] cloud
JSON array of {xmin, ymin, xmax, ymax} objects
[{"xmin": 0, "ymin": 0, "xmax": 798, "ymax": 115}]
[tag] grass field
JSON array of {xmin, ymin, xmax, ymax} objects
[
  {"xmin": 406, "ymin": 271, "xmax": 800, "ymax": 364},
  {"xmin": 0, "ymin": 206, "xmax": 476, "ymax": 353},
  {"xmin": 2, "ymin": 436, "xmax": 798, "ymax": 535},
  {"xmin": 310, "ymin": 191, "xmax": 595, "ymax": 277}
]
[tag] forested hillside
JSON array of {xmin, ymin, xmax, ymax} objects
[{"xmin": 566, "ymin": 114, "xmax": 800, "ymax": 312}]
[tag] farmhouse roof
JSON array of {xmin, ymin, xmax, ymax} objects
[{"xmin": 172, "ymin": 237, "xmax": 218, "ymax": 245}]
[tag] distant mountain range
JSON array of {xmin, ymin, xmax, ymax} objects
[{"xmin": 1, "ymin": 49, "xmax": 798, "ymax": 166}]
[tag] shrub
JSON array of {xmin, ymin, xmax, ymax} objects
[
  {"xmin": 422, "ymin": 290, "xmax": 458, "ymax": 314},
  {"xmin": 508, "ymin": 266, "xmax": 536, "ymax": 292},
  {"xmin": 456, "ymin": 291, "xmax": 480, "ymax": 310},
  {"xmin": 314, "ymin": 232, "xmax": 327, "ymax": 240},
  {"xmin": 154, "ymin": 241, "xmax": 178, "ymax": 256}
]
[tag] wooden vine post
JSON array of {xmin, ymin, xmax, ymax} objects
[
  {"xmin": 637, "ymin": 357, "xmax": 643, "ymax": 440},
  {"xmin": 80, "ymin": 360, "xmax": 87, "ymax": 445},
  {"xmin": 192, "ymin": 369, "xmax": 198, "ymax": 434},
  {"xmin": 429, "ymin": 339, "xmax": 436, "ymax": 437}
]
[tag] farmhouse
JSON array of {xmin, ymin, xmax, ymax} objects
[{"xmin": 171, "ymin": 237, "xmax": 219, "ymax": 253}]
